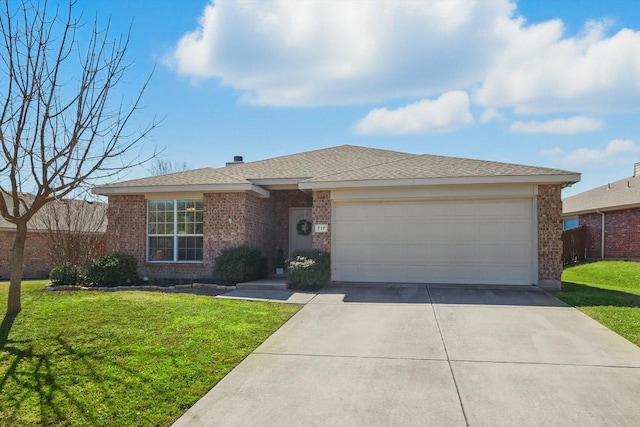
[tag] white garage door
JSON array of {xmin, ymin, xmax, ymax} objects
[{"xmin": 333, "ymin": 199, "xmax": 535, "ymax": 285}]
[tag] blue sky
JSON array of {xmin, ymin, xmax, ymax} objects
[{"xmin": 61, "ymin": 0, "xmax": 640, "ymax": 197}]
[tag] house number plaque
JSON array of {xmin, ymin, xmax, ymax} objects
[{"xmin": 314, "ymin": 224, "xmax": 329, "ymax": 233}]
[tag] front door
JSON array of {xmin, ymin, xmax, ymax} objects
[{"xmin": 289, "ymin": 207, "xmax": 313, "ymax": 255}]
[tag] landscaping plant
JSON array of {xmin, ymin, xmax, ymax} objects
[
  {"xmin": 212, "ymin": 246, "xmax": 268, "ymax": 284},
  {"xmin": 86, "ymin": 253, "xmax": 138, "ymax": 286},
  {"xmin": 49, "ymin": 261, "xmax": 83, "ymax": 286},
  {"xmin": 286, "ymin": 249, "xmax": 330, "ymax": 287}
]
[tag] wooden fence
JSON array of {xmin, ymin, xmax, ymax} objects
[{"xmin": 562, "ymin": 225, "xmax": 587, "ymax": 264}]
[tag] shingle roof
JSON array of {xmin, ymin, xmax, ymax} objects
[
  {"xmin": 0, "ymin": 194, "xmax": 107, "ymax": 232},
  {"xmin": 219, "ymin": 145, "xmax": 414, "ymax": 180},
  {"xmin": 97, "ymin": 167, "xmax": 249, "ymax": 189},
  {"xmin": 563, "ymin": 173, "xmax": 640, "ymax": 215},
  {"xmin": 304, "ymin": 153, "xmax": 575, "ymax": 182},
  {"xmin": 93, "ymin": 144, "xmax": 579, "ymax": 194}
]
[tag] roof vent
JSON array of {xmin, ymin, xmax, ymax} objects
[
  {"xmin": 607, "ymin": 183, "xmax": 611, "ymax": 189},
  {"xmin": 635, "ymin": 162, "xmax": 640, "ymax": 177},
  {"xmin": 627, "ymin": 180, "xmax": 631, "ymax": 189},
  {"xmin": 226, "ymin": 155, "xmax": 244, "ymax": 166}
]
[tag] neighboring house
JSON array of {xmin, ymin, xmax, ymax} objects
[
  {"xmin": 563, "ymin": 162, "xmax": 640, "ymax": 259},
  {"xmin": 0, "ymin": 194, "xmax": 107, "ymax": 279},
  {"xmin": 93, "ymin": 145, "xmax": 580, "ymax": 290}
]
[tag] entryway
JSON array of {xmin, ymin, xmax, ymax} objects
[{"xmin": 289, "ymin": 207, "xmax": 313, "ymax": 255}]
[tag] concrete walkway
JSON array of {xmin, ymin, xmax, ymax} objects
[{"xmin": 173, "ymin": 284, "xmax": 640, "ymax": 427}]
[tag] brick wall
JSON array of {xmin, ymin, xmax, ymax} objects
[
  {"xmin": 107, "ymin": 195, "xmax": 147, "ymax": 260},
  {"xmin": 312, "ymin": 191, "xmax": 331, "ymax": 252},
  {"xmin": 580, "ymin": 208, "xmax": 640, "ymax": 258},
  {"xmin": 0, "ymin": 230, "xmax": 54, "ymax": 279},
  {"xmin": 106, "ymin": 190, "xmax": 314, "ymax": 280},
  {"xmin": 537, "ymin": 184, "xmax": 563, "ymax": 289},
  {"xmin": 580, "ymin": 212, "xmax": 603, "ymax": 258},
  {"xmin": 244, "ymin": 194, "xmax": 276, "ymax": 263}
]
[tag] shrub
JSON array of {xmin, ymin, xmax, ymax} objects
[
  {"xmin": 286, "ymin": 250, "xmax": 330, "ymax": 287},
  {"xmin": 212, "ymin": 246, "xmax": 268, "ymax": 285},
  {"xmin": 49, "ymin": 261, "xmax": 82, "ymax": 286},
  {"xmin": 86, "ymin": 252, "xmax": 138, "ymax": 286}
]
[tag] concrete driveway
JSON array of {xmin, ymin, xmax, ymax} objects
[{"xmin": 173, "ymin": 284, "xmax": 640, "ymax": 427}]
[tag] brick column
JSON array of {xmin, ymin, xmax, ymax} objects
[
  {"xmin": 312, "ymin": 191, "xmax": 331, "ymax": 252},
  {"xmin": 537, "ymin": 184, "xmax": 563, "ymax": 290},
  {"xmin": 106, "ymin": 195, "xmax": 147, "ymax": 263}
]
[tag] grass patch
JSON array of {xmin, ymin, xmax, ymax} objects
[
  {"xmin": 555, "ymin": 261, "xmax": 640, "ymax": 347},
  {"xmin": 0, "ymin": 280, "xmax": 301, "ymax": 426}
]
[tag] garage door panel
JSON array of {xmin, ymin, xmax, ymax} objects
[{"xmin": 333, "ymin": 199, "xmax": 535, "ymax": 285}]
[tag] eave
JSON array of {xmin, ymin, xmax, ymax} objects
[
  {"xmin": 92, "ymin": 183, "xmax": 270, "ymax": 198},
  {"xmin": 299, "ymin": 174, "xmax": 581, "ymax": 190}
]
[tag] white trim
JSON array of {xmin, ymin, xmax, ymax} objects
[
  {"xmin": 94, "ymin": 183, "xmax": 270, "ymax": 198},
  {"xmin": 146, "ymin": 199, "xmax": 204, "ymax": 263},
  {"xmin": 300, "ymin": 174, "xmax": 580, "ymax": 190},
  {"xmin": 563, "ymin": 202, "xmax": 640, "ymax": 217}
]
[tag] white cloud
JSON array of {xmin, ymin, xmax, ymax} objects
[
  {"xmin": 353, "ymin": 91, "xmax": 473, "ymax": 135},
  {"xmin": 509, "ymin": 116, "xmax": 603, "ymax": 134},
  {"xmin": 170, "ymin": 0, "xmax": 640, "ymax": 113},
  {"xmin": 480, "ymin": 108, "xmax": 503, "ymax": 123},
  {"xmin": 169, "ymin": 0, "xmax": 513, "ymax": 106},
  {"xmin": 555, "ymin": 139, "xmax": 640, "ymax": 167},
  {"xmin": 476, "ymin": 20, "xmax": 640, "ymax": 113}
]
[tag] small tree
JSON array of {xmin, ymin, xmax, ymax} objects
[
  {"xmin": 0, "ymin": 0, "xmax": 156, "ymax": 314},
  {"xmin": 147, "ymin": 159, "xmax": 190, "ymax": 176},
  {"xmin": 31, "ymin": 195, "xmax": 108, "ymax": 270}
]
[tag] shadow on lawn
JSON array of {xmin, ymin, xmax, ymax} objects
[
  {"xmin": 0, "ymin": 314, "xmax": 17, "ymax": 350},
  {"xmin": 555, "ymin": 281, "xmax": 640, "ymax": 308},
  {"xmin": 0, "ymin": 319, "xmax": 161, "ymax": 425}
]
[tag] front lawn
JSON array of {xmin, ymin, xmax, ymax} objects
[
  {"xmin": 555, "ymin": 261, "xmax": 640, "ymax": 347},
  {"xmin": 0, "ymin": 281, "xmax": 301, "ymax": 426}
]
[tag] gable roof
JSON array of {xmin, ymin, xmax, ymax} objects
[
  {"xmin": 563, "ymin": 167, "xmax": 640, "ymax": 215},
  {"xmin": 0, "ymin": 193, "xmax": 107, "ymax": 232},
  {"xmin": 93, "ymin": 144, "xmax": 580, "ymax": 196},
  {"xmin": 300, "ymin": 153, "xmax": 576, "ymax": 188}
]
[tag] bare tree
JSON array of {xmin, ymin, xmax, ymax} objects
[
  {"xmin": 147, "ymin": 158, "xmax": 190, "ymax": 176},
  {"xmin": 0, "ymin": 0, "xmax": 156, "ymax": 314},
  {"xmin": 31, "ymin": 196, "xmax": 108, "ymax": 270}
]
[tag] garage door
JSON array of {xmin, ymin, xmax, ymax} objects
[{"xmin": 332, "ymin": 199, "xmax": 535, "ymax": 285}]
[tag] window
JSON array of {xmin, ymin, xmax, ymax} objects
[
  {"xmin": 147, "ymin": 199, "xmax": 203, "ymax": 262},
  {"xmin": 563, "ymin": 217, "xmax": 579, "ymax": 230}
]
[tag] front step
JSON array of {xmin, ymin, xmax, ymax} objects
[{"xmin": 236, "ymin": 276, "xmax": 288, "ymax": 291}]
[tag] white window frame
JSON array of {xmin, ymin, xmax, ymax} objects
[{"xmin": 147, "ymin": 199, "xmax": 204, "ymax": 263}]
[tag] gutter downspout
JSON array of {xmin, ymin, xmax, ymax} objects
[{"xmin": 596, "ymin": 210, "xmax": 605, "ymax": 259}]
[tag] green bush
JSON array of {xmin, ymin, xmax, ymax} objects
[
  {"xmin": 212, "ymin": 246, "xmax": 268, "ymax": 284},
  {"xmin": 86, "ymin": 253, "xmax": 138, "ymax": 286},
  {"xmin": 286, "ymin": 250, "xmax": 330, "ymax": 287},
  {"xmin": 49, "ymin": 262, "xmax": 82, "ymax": 286}
]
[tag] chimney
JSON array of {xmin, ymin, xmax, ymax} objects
[
  {"xmin": 226, "ymin": 155, "xmax": 244, "ymax": 166},
  {"xmin": 634, "ymin": 162, "xmax": 640, "ymax": 177}
]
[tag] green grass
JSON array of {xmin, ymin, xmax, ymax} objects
[
  {"xmin": 555, "ymin": 261, "xmax": 640, "ymax": 347},
  {"xmin": 0, "ymin": 281, "xmax": 301, "ymax": 426}
]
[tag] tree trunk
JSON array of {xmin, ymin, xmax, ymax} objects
[{"xmin": 7, "ymin": 222, "xmax": 27, "ymax": 315}]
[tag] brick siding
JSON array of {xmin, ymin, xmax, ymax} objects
[
  {"xmin": 580, "ymin": 212, "xmax": 603, "ymax": 258},
  {"xmin": 537, "ymin": 184, "xmax": 563, "ymax": 287},
  {"xmin": 106, "ymin": 190, "xmax": 314, "ymax": 280},
  {"xmin": 580, "ymin": 208, "xmax": 640, "ymax": 258},
  {"xmin": 312, "ymin": 191, "xmax": 331, "ymax": 252},
  {"xmin": 0, "ymin": 230, "xmax": 54, "ymax": 279}
]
